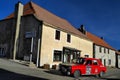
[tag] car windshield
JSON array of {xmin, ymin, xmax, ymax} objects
[{"xmin": 76, "ymin": 58, "xmax": 85, "ymax": 64}]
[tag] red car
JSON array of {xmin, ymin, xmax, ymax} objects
[{"xmin": 59, "ymin": 57, "xmax": 107, "ymax": 78}]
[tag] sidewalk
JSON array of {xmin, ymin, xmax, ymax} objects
[{"xmin": 9, "ymin": 59, "xmax": 37, "ymax": 68}]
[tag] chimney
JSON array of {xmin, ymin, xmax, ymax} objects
[
  {"xmin": 118, "ymin": 50, "xmax": 120, "ymax": 52},
  {"xmin": 100, "ymin": 37, "xmax": 104, "ymax": 40},
  {"xmin": 15, "ymin": 1, "xmax": 23, "ymax": 18},
  {"xmin": 78, "ymin": 25, "xmax": 86, "ymax": 35},
  {"xmin": 13, "ymin": 2, "xmax": 23, "ymax": 60}
]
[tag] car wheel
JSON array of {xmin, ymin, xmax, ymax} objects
[
  {"xmin": 73, "ymin": 70, "xmax": 80, "ymax": 78},
  {"xmin": 99, "ymin": 71, "xmax": 104, "ymax": 77}
]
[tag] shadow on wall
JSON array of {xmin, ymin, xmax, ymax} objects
[{"xmin": 0, "ymin": 68, "xmax": 48, "ymax": 80}]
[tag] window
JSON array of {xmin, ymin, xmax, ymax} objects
[
  {"xmin": 85, "ymin": 60, "xmax": 92, "ymax": 65},
  {"xmin": 76, "ymin": 58, "xmax": 85, "ymax": 64},
  {"xmin": 67, "ymin": 34, "xmax": 71, "ymax": 43},
  {"xmin": 84, "ymin": 55, "xmax": 89, "ymax": 58},
  {"xmin": 55, "ymin": 30, "xmax": 60, "ymax": 40},
  {"xmin": 99, "ymin": 46, "xmax": 102, "ymax": 53},
  {"xmin": 104, "ymin": 48, "xmax": 106, "ymax": 53},
  {"xmin": 53, "ymin": 50, "xmax": 62, "ymax": 61},
  {"xmin": 108, "ymin": 49, "xmax": 109, "ymax": 54},
  {"xmin": 108, "ymin": 59, "xmax": 111, "ymax": 65},
  {"xmin": 93, "ymin": 60, "xmax": 98, "ymax": 65}
]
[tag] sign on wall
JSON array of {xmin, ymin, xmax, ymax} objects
[{"xmin": 25, "ymin": 31, "xmax": 36, "ymax": 38}]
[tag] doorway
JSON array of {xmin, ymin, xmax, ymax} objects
[
  {"xmin": 63, "ymin": 47, "xmax": 81, "ymax": 63},
  {"xmin": 0, "ymin": 48, "xmax": 5, "ymax": 57}
]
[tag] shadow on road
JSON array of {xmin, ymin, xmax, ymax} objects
[
  {"xmin": 44, "ymin": 69, "xmax": 63, "ymax": 76},
  {"xmin": 0, "ymin": 68, "xmax": 48, "ymax": 80},
  {"xmin": 45, "ymin": 69, "xmax": 120, "ymax": 80},
  {"xmin": 102, "ymin": 78, "xmax": 120, "ymax": 80}
]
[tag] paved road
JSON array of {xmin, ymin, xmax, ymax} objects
[{"xmin": 0, "ymin": 58, "xmax": 120, "ymax": 80}]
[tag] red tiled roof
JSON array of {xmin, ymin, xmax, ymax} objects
[
  {"xmin": 86, "ymin": 32, "xmax": 114, "ymax": 50},
  {"xmin": 6, "ymin": 1, "xmax": 91, "ymax": 41},
  {"xmin": 116, "ymin": 51, "xmax": 120, "ymax": 55},
  {"xmin": 7, "ymin": 2, "xmax": 34, "ymax": 19}
]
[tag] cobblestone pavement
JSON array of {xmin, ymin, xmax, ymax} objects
[{"xmin": 0, "ymin": 58, "xmax": 120, "ymax": 80}]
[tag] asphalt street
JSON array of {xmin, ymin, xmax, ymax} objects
[{"xmin": 0, "ymin": 58, "xmax": 120, "ymax": 80}]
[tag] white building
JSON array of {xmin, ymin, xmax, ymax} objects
[
  {"xmin": 79, "ymin": 25, "xmax": 116, "ymax": 67},
  {"xmin": 116, "ymin": 51, "xmax": 120, "ymax": 68}
]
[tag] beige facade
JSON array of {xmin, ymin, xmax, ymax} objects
[{"xmin": 40, "ymin": 22, "xmax": 93, "ymax": 67}]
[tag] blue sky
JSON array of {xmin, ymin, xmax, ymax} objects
[{"xmin": 0, "ymin": 0, "xmax": 120, "ymax": 50}]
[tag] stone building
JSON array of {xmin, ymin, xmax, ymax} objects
[{"xmin": 0, "ymin": 2, "xmax": 93, "ymax": 67}]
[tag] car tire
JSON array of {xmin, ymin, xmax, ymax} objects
[
  {"xmin": 99, "ymin": 71, "xmax": 104, "ymax": 77},
  {"xmin": 73, "ymin": 70, "xmax": 80, "ymax": 78}
]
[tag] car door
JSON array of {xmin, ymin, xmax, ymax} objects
[
  {"xmin": 91, "ymin": 60, "xmax": 100, "ymax": 74},
  {"xmin": 85, "ymin": 60, "xmax": 92, "ymax": 75}
]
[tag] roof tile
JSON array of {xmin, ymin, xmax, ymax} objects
[
  {"xmin": 6, "ymin": 1, "xmax": 91, "ymax": 41},
  {"xmin": 86, "ymin": 32, "xmax": 114, "ymax": 50}
]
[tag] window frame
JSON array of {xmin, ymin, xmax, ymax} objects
[
  {"xmin": 84, "ymin": 55, "xmax": 89, "ymax": 58},
  {"xmin": 108, "ymin": 59, "xmax": 111, "ymax": 65},
  {"xmin": 55, "ymin": 30, "xmax": 60, "ymax": 40},
  {"xmin": 93, "ymin": 60, "xmax": 99, "ymax": 65},
  {"xmin": 108, "ymin": 49, "xmax": 109, "ymax": 54},
  {"xmin": 99, "ymin": 46, "xmax": 102, "ymax": 53},
  {"xmin": 53, "ymin": 50, "xmax": 62, "ymax": 62},
  {"xmin": 104, "ymin": 48, "xmax": 106, "ymax": 53},
  {"xmin": 67, "ymin": 34, "xmax": 71, "ymax": 43}
]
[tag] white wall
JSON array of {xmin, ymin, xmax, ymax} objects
[
  {"xmin": 117, "ymin": 55, "xmax": 120, "ymax": 68},
  {"xmin": 94, "ymin": 45, "xmax": 116, "ymax": 67}
]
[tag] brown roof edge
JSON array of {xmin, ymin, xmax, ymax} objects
[
  {"xmin": 87, "ymin": 32, "xmax": 115, "ymax": 50},
  {"xmin": 6, "ymin": 1, "xmax": 35, "ymax": 19},
  {"xmin": 4, "ymin": 1, "xmax": 92, "ymax": 42},
  {"xmin": 30, "ymin": 2, "xmax": 92, "ymax": 42},
  {"xmin": 42, "ymin": 21, "xmax": 93, "ymax": 42},
  {"xmin": 94, "ymin": 43, "xmax": 115, "ymax": 51},
  {"xmin": 116, "ymin": 51, "xmax": 120, "ymax": 55}
]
